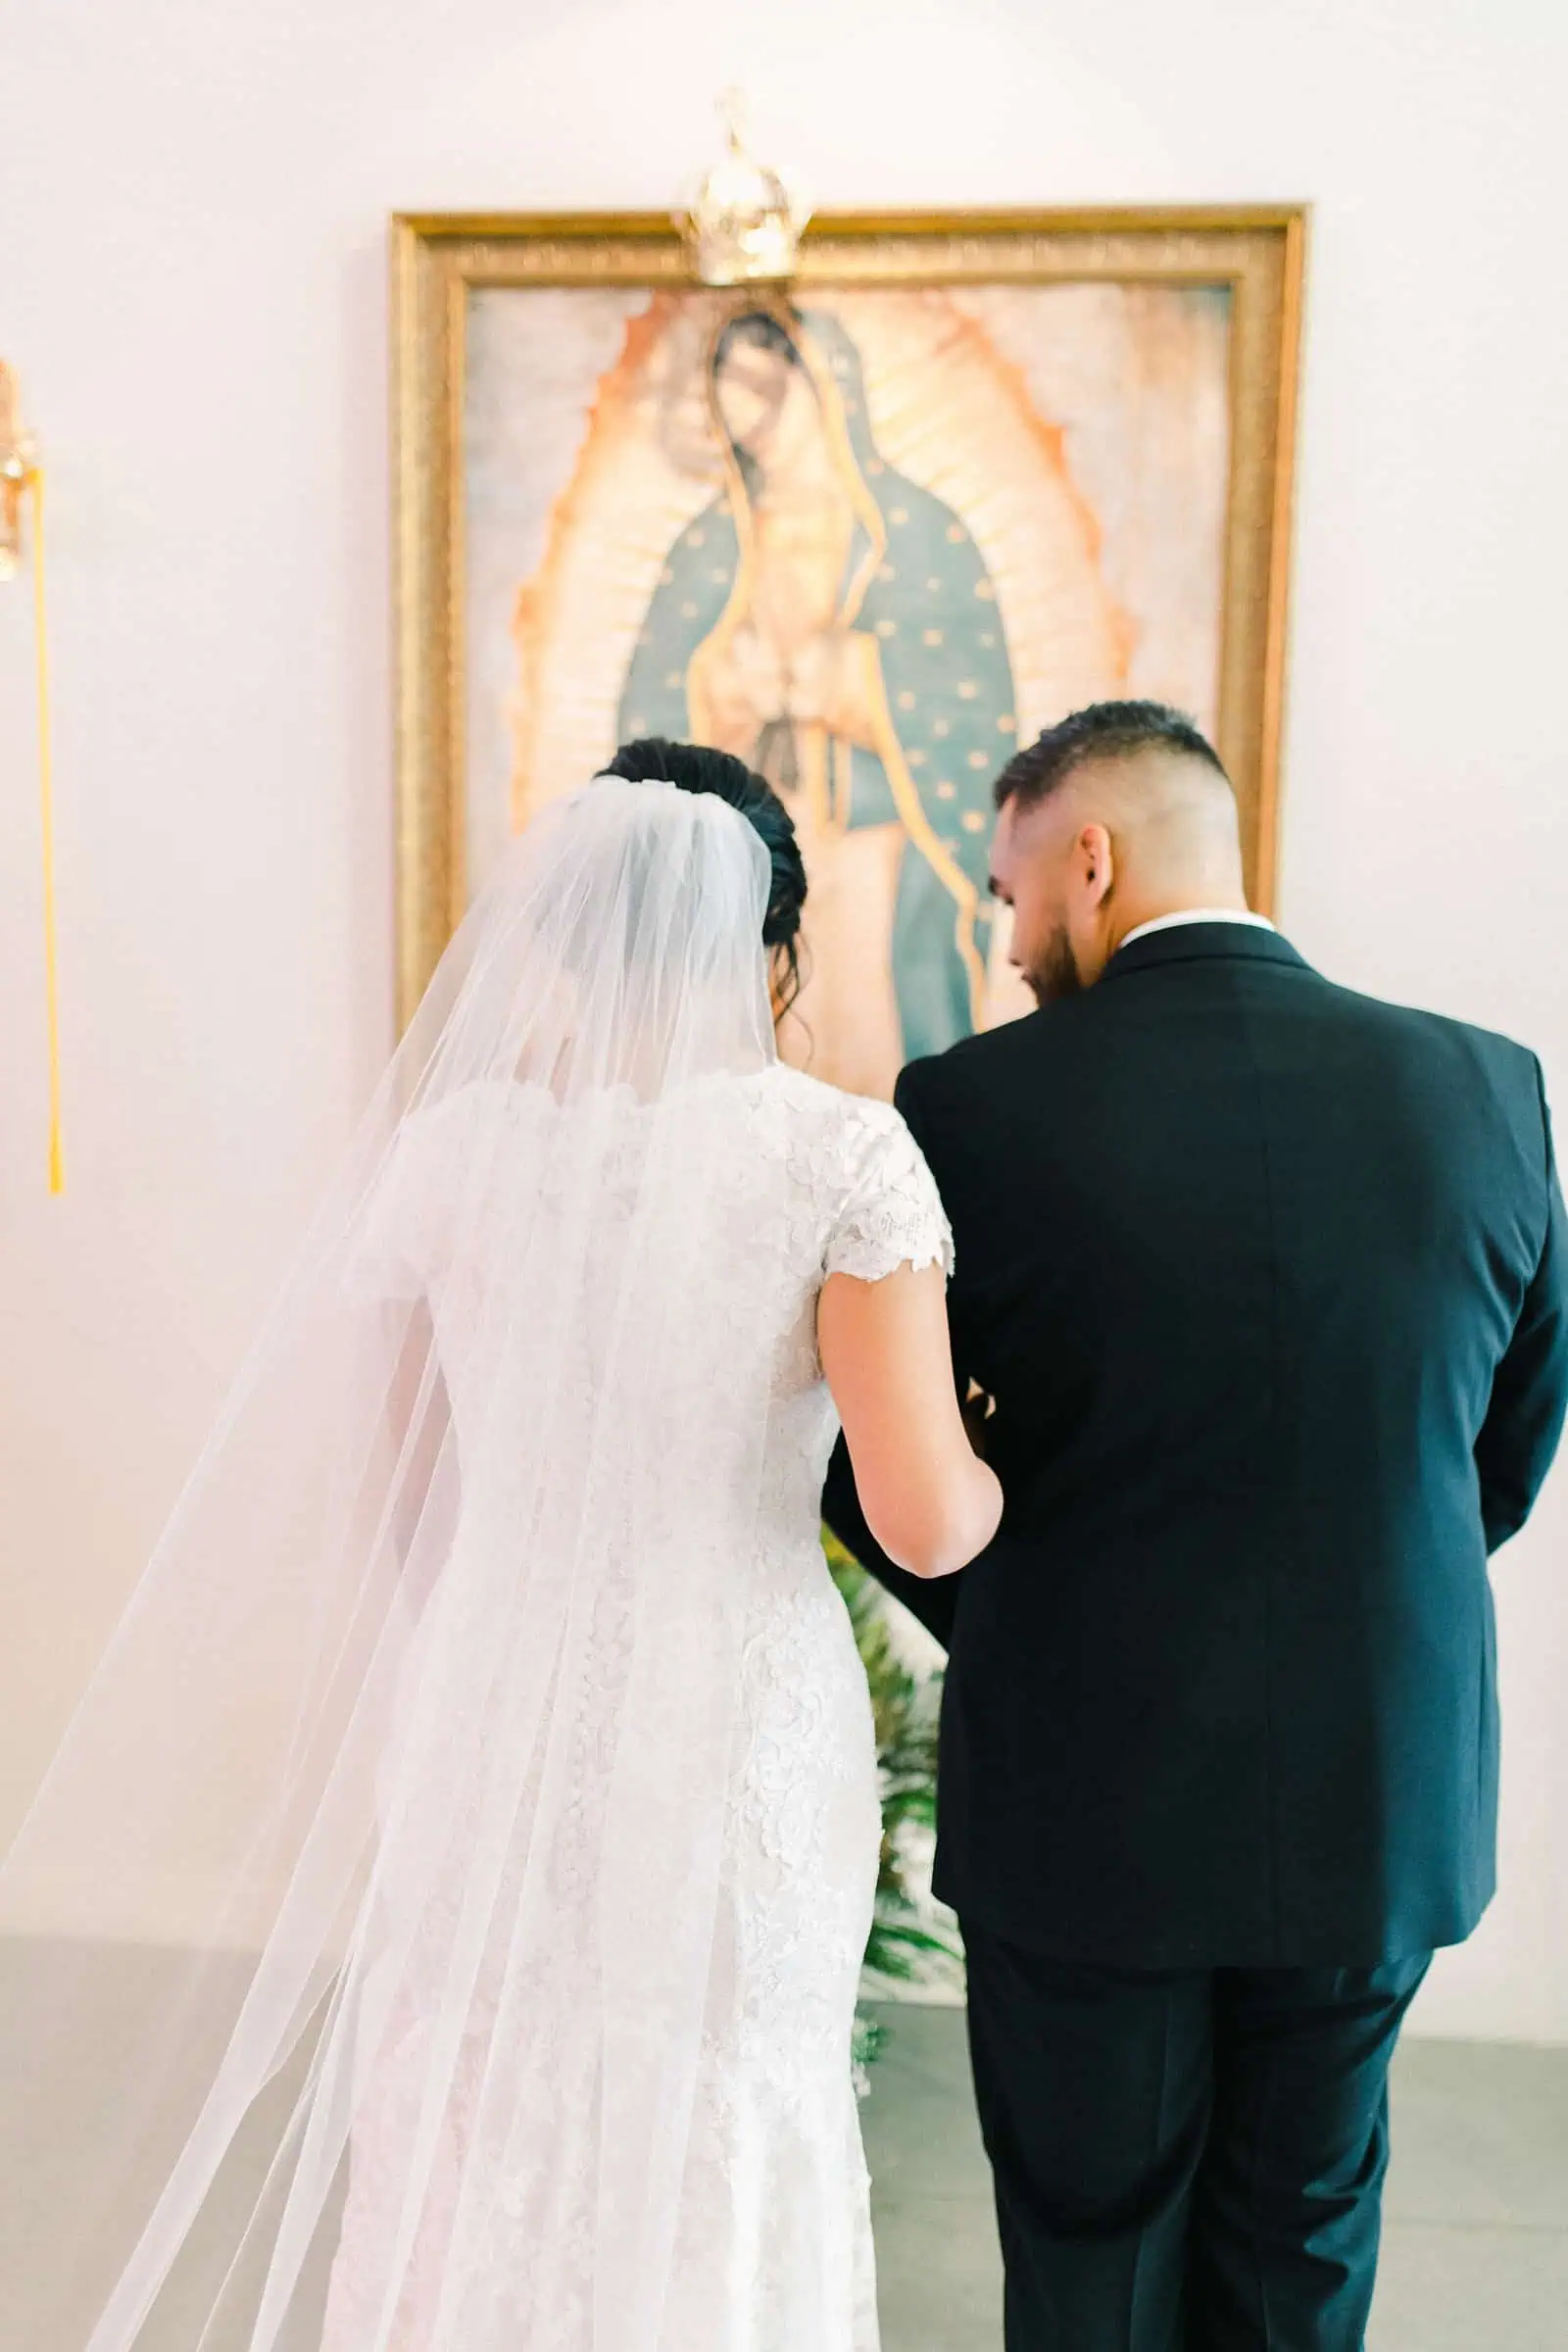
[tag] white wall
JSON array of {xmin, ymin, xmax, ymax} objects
[{"xmin": 2, "ymin": 0, "xmax": 1564, "ymax": 2037}]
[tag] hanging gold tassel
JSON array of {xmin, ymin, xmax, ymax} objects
[{"xmin": 30, "ymin": 467, "xmax": 64, "ymax": 1194}]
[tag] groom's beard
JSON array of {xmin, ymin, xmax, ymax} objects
[{"xmin": 1028, "ymin": 922, "xmax": 1084, "ymax": 1006}]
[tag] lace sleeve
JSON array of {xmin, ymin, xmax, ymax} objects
[{"xmin": 822, "ymin": 1099, "xmax": 955, "ymax": 1285}]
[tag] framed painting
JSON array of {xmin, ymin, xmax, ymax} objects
[{"xmin": 392, "ymin": 208, "xmax": 1305, "ymax": 1081}]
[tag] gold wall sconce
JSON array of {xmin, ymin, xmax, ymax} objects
[
  {"xmin": 2, "ymin": 361, "xmax": 63, "ymax": 1194},
  {"xmin": 1, "ymin": 362, "xmax": 40, "ymax": 576}
]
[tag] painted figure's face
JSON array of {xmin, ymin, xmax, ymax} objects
[
  {"xmin": 712, "ymin": 334, "xmax": 821, "ymax": 477},
  {"xmin": 714, "ymin": 336, "xmax": 791, "ymax": 456}
]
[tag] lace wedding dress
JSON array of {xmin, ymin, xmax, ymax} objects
[
  {"xmin": 318, "ymin": 1066, "xmax": 953, "ymax": 2352},
  {"xmin": 0, "ymin": 780, "xmax": 954, "ymax": 2352}
]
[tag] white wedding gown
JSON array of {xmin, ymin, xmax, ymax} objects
[
  {"xmin": 317, "ymin": 1063, "xmax": 953, "ymax": 2352},
  {"xmin": 0, "ymin": 781, "xmax": 956, "ymax": 2352}
]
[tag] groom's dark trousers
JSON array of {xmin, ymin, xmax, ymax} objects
[{"xmin": 824, "ymin": 924, "xmax": 1568, "ymax": 2352}]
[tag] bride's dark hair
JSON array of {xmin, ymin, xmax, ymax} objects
[{"xmin": 603, "ymin": 738, "xmax": 808, "ymax": 1013}]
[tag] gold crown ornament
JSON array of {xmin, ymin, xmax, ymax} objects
[{"xmin": 678, "ymin": 90, "xmax": 810, "ymax": 287}]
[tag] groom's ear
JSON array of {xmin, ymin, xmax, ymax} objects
[{"xmin": 1077, "ymin": 822, "xmax": 1114, "ymax": 908}]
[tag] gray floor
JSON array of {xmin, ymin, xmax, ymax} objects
[{"xmin": 860, "ymin": 2004, "xmax": 1568, "ymax": 2351}]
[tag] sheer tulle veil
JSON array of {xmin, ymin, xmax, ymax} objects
[{"xmin": 0, "ymin": 777, "xmax": 791, "ymax": 2351}]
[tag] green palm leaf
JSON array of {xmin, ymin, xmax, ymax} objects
[{"xmin": 824, "ymin": 1532, "xmax": 965, "ymax": 2069}]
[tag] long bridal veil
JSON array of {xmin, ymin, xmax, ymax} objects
[{"xmin": 0, "ymin": 778, "xmax": 789, "ymax": 2352}]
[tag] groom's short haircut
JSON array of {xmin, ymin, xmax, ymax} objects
[{"xmin": 995, "ymin": 702, "xmax": 1230, "ymax": 812}]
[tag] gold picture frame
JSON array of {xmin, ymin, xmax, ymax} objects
[{"xmin": 392, "ymin": 207, "xmax": 1306, "ymax": 1031}]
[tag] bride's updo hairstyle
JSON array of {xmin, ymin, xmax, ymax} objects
[{"xmin": 603, "ymin": 738, "xmax": 808, "ymax": 1015}]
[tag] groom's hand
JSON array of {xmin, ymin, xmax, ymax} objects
[{"xmin": 961, "ymin": 1381, "xmax": 995, "ymax": 1460}]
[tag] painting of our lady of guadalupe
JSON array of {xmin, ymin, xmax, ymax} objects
[
  {"xmin": 619, "ymin": 305, "xmax": 1023, "ymax": 1084},
  {"xmin": 457, "ymin": 271, "xmax": 1245, "ymax": 1100}
]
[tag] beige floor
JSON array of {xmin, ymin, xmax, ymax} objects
[{"xmin": 859, "ymin": 2003, "xmax": 1568, "ymax": 2352}]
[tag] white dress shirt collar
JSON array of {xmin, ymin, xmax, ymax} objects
[{"xmin": 1118, "ymin": 909, "xmax": 1276, "ymax": 953}]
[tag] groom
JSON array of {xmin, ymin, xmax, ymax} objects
[{"xmin": 824, "ymin": 701, "xmax": 1568, "ymax": 2351}]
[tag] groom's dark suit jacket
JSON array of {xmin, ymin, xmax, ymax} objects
[{"xmin": 824, "ymin": 924, "xmax": 1568, "ymax": 1967}]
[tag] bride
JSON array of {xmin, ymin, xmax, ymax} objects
[{"xmin": 0, "ymin": 738, "xmax": 1001, "ymax": 2352}]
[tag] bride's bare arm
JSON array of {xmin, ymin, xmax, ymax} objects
[
  {"xmin": 386, "ymin": 1298, "xmax": 459, "ymax": 1618},
  {"xmin": 818, "ymin": 1260, "xmax": 1003, "ymax": 1579}
]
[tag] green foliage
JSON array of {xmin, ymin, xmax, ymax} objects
[{"xmin": 825, "ymin": 1531, "xmax": 964, "ymax": 2053}]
